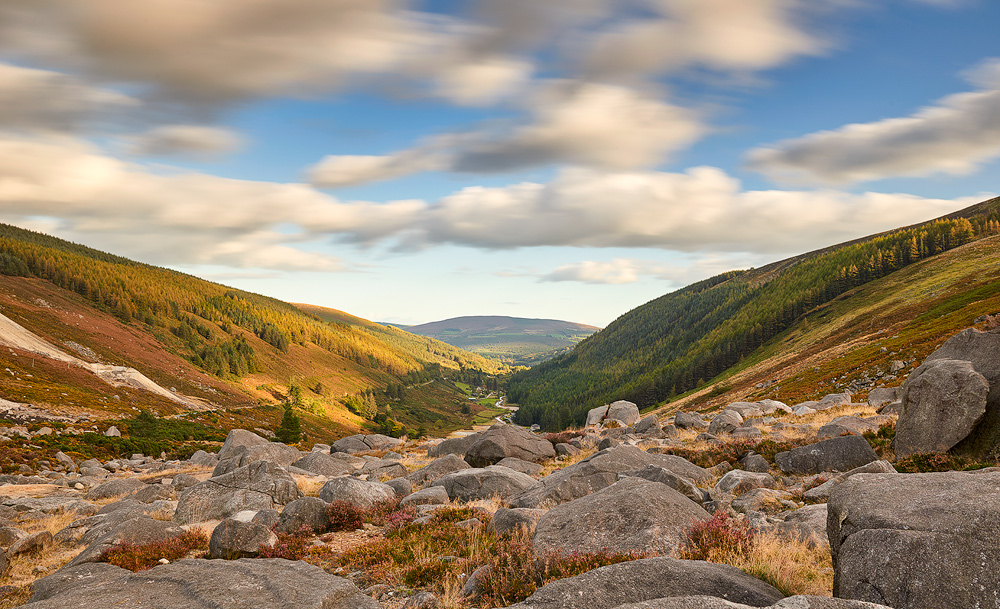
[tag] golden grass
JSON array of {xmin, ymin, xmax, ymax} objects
[
  {"xmin": 537, "ymin": 448, "xmax": 596, "ymax": 478},
  {"xmin": 736, "ymin": 530, "xmax": 834, "ymax": 596},
  {"xmin": 293, "ymin": 474, "xmax": 327, "ymax": 497},
  {"xmin": 0, "ymin": 545, "xmax": 79, "ymax": 599},
  {"xmin": 22, "ymin": 511, "xmax": 78, "ymax": 536}
]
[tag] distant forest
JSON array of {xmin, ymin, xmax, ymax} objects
[{"xmin": 509, "ymin": 199, "xmax": 1000, "ymax": 430}]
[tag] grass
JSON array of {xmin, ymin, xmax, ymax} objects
[{"xmin": 99, "ymin": 530, "xmax": 209, "ymax": 571}]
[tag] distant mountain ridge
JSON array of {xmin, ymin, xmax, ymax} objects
[{"xmin": 401, "ymin": 315, "xmax": 601, "ymax": 366}]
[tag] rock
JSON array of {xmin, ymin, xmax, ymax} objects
[
  {"xmin": 730, "ymin": 427, "xmax": 762, "ymax": 440},
  {"xmin": 356, "ymin": 460, "xmax": 408, "ymax": 480},
  {"xmin": 608, "ymin": 597, "xmax": 892, "ymax": 608},
  {"xmin": 792, "ymin": 405, "xmax": 817, "ymax": 417},
  {"xmin": 385, "ymin": 477, "xmax": 412, "ymax": 497},
  {"xmin": 186, "ymin": 450, "xmax": 218, "ymax": 467},
  {"xmin": 739, "ymin": 454, "xmax": 770, "ymax": 473},
  {"xmin": 586, "ymin": 401, "xmax": 641, "ymax": 427},
  {"xmin": 171, "ymin": 473, "xmax": 200, "ymax": 490},
  {"xmin": 67, "ymin": 516, "xmax": 186, "ymax": 567},
  {"xmin": 252, "ymin": 509, "xmax": 281, "ymax": 529},
  {"xmin": 597, "ymin": 437, "xmax": 619, "ymax": 450},
  {"xmin": 7, "ymin": 530, "xmax": 52, "ymax": 557},
  {"xmin": 775, "ymin": 435, "xmax": 877, "ymax": 476},
  {"xmin": 405, "ymin": 454, "xmax": 472, "ymax": 487},
  {"xmin": 802, "ymin": 460, "xmax": 897, "ymax": 502},
  {"xmin": 511, "ymin": 445, "xmax": 710, "ymax": 509},
  {"xmin": 815, "ymin": 393, "xmax": 852, "ymax": 410},
  {"xmin": 275, "ymin": 497, "xmax": 330, "ymax": 535},
  {"xmin": 533, "ymin": 477, "xmax": 709, "ymax": 556},
  {"xmin": 0, "ymin": 526, "xmax": 27, "ymax": 546},
  {"xmin": 674, "ymin": 412, "xmax": 709, "ymax": 430},
  {"xmin": 291, "ymin": 452, "xmax": 355, "ymax": 477},
  {"xmin": 505, "ymin": 556, "xmax": 783, "ymax": 609},
  {"xmin": 893, "ymin": 359, "xmax": 990, "ymax": 458},
  {"xmin": 829, "ymin": 470, "xmax": 1000, "ymax": 609},
  {"xmin": 463, "ymin": 564, "xmax": 491, "ymax": 601},
  {"xmin": 767, "ymin": 503, "xmax": 829, "ymax": 549},
  {"xmin": 130, "ymin": 484, "xmax": 177, "ymax": 504},
  {"xmin": 25, "ymin": 558, "xmax": 380, "ymax": 608},
  {"xmin": 104, "ymin": 426, "xmax": 120, "ymax": 437},
  {"xmin": 464, "ymin": 424, "xmax": 556, "ymax": 468},
  {"xmin": 318, "ymin": 476, "xmax": 395, "ymax": 510},
  {"xmin": 724, "ymin": 403, "xmax": 763, "ymax": 418},
  {"xmin": 432, "ymin": 466, "xmax": 537, "ymax": 502},
  {"xmin": 555, "ymin": 443, "xmax": 580, "ymax": 457},
  {"xmin": 731, "ymin": 488, "xmax": 795, "ymax": 516},
  {"xmin": 495, "ymin": 457, "xmax": 544, "ymax": 477},
  {"xmin": 708, "ymin": 411, "xmax": 742, "ymax": 435},
  {"xmin": 427, "ymin": 433, "xmax": 483, "ymax": 458},
  {"xmin": 173, "ymin": 461, "xmax": 302, "ymax": 524},
  {"xmin": 756, "ymin": 400, "xmax": 792, "ymax": 415},
  {"xmin": 619, "ymin": 465, "xmax": 703, "ymax": 505},
  {"xmin": 404, "ymin": 591, "xmax": 438, "ymax": 608},
  {"xmin": 212, "ymin": 441, "xmax": 303, "ymax": 477},
  {"xmin": 209, "ymin": 518, "xmax": 278, "ymax": 558},
  {"xmin": 332, "ymin": 433, "xmax": 402, "ymax": 454},
  {"xmin": 867, "ymin": 387, "xmax": 899, "ymax": 408},
  {"xmin": 634, "ymin": 414, "xmax": 661, "ymax": 435},
  {"xmin": 488, "ymin": 507, "xmax": 545, "ymax": 535},
  {"xmin": 714, "ymin": 471, "xmax": 776, "ymax": 496},
  {"xmin": 85, "ymin": 478, "xmax": 146, "ymax": 501},
  {"xmin": 54, "ymin": 452, "xmax": 77, "ymax": 472},
  {"xmin": 0, "ymin": 547, "xmax": 7, "ymax": 578},
  {"xmin": 217, "ymin": 429, "xmax": 270, "ymax": 461},
  {"xmin": 401, "ymin": 486, "xmax": 450, "ymax": 507}
]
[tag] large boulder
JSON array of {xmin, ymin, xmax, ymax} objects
[
  {"xmin": 25, "ymin": 558, "xmax": 379, "ymax": 609},
  {"xmin": 217, "ymin": 429, "xmax": 270, "ymax": 461},
  {"xmin": 866, "ymin": 387, "xmax": 899, "ymax": 408},
  {"xmin": 332, "ymin": 433, "xmax": 402, "ymax": 454},
  {"xmin": 828, "ymin": 470, "xmax": 1000, "ymax": 609},
  {"xmin": 427, "ymin": 433, "xmax": 483, "ymax": 458},
  {"xmin": 511, "ymin": 445, "xmax": 710, "ymax": 509},
  {"xmin": 432, "ymin": 466, "xmax": 537, "ymax": 502},
  {"xmin": 66, "ymin": 516, "xmax": 187, "ymax": 567},
  {"xmin": 586, "ymin": 401, "xmax": 641, "ymax": 427},
  {"xmin": 406, "ymin": 454, "xmax": 472, "ymax": 487},
  {"xmin": 619, "ymin": 465, "xmax": 703, "ymax": 504},
  {"xmin": 533, "ymin": 477, "xmax": 709, "ymax": 556},
  {"xmin": 607, "ymin": 598, "xmax": 891, "ymax": 608},
  {"xmin": 318, "ymin": 476, "xmax": 395, "ymax": 510},
  {"xmin": 84, "ymin": 478, "xmax": 146, "ymax": 501},
  {"xmin": 674, "ymin": 412, "xmax": 708, "ymax": 430},
  {"xmin": 274, "ymin": 497, "xmax": 330, "ymax": 535},
  {"xmin": 775, "ymin": 435, "xmax": 877, "ymax": 476},
  {"xmin": 213, "ymin": 442, "xmax": 303, "ymax": 477},
  {"xmin": 209, "ymin": 518, "xmax": 277, "ymax": 558},
  {"xmin": 892, "ymin": 359, "xmax": 989, "ymax": 458},
  {"xmin": 173, "ymin": 461, "xmax": 302, "ymax": 524},
  {"xmin": 505, "ymin": 557, "xmax": 784, "ymax": 609},
  {"xmin": 291, "ymin": 452, "xmax": 355, "ymax": 477},
  {"xmin": 464, "ymin": 424, "xmax": 555, "ymax": 468},
  {"xmin": 708, "ymin": 411, "xmax": 743, "ymax": 436}
]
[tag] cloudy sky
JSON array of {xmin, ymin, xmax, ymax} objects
[{"xmin": 0, "ymin": 0, "xmax": 997, "ymax": 327}]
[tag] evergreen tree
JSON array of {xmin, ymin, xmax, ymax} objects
[{"xmin": 275, "ymin": 404, "xmax": 301, "ymax": 444}]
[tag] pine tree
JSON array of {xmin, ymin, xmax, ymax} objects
[{"xmin": 275, "ymin": 404, "xmax": 301, "ymax": 444}]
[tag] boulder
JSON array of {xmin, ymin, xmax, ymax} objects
[
  {"xmin": 775, "ymin": 435, "xmax": 877, "ymax": 476},
  {"xmin": 607, "ymin": 597, "xmax": 892, "ymax": 608},
  {"xmin": 714, "ymin": 471, "xmax": 776, "ymax": 496},
  {"xmin": 767, "ymin": 503, "xmax": 829, "ymax": 549},
  {"xmin": 67, "ymin": 516, "xmax": 186, "ymax": 567},
  {"xmin": 332, "ymin": 433, "xmax": 402, "ymax": 454},
  {"xmin": 802, "ymin": 460, "xmax": 897, "ymax": 502},
  {"xmin": 355, "ymin": 459, "xmax": 408, "ymax": 480},
  {"xmin": 406, "ymin": 454, "xmax": 472, "ymax": 487},
  {"xmin": 756, "ymin": 400, "xmax": 792, "ymax": 415},
  {"xmin": 291, "ymin": 452, "xmax": 355, "ymax": 477},
  {"xmin": 829, "ymin": 470, "xmax": 1000, "ymax": 609},
  {"xmin": 432, "ymin": 466, "xmax": 537, "ymax": 502},
  {"xmin": 634, "ymin": 414, "xmax": 661, "ymax": 435},
  {"xmin": 7, "ymin": 530, "xmax": 52, "ymax": 557},
  {"xmin": 505, "ymin": 557, "xmax": 783, "ymax": 609},
  {"xmin": 511, "ymin": 446, "xmax": 710, "ymax": 509},
  {"xmin": 731, "ymin": 489, "xmax": 796, "ymax": 516},
  {"xmin": 318, "ymin": 477, "xmax": 395, "ymax": 510},
  {"xmin": 815, "ymin": 393, "xmax": 852, "ymax": 410},
  {"xmin": 385, "ymin": 477, "xmax": 412, "ymax": 497},
  {"xmin": 212, "ymin": 442, "xmax": 303, "ymax": 477},
  {"xmin": 488, "ymin": 507, "xmax": 545, "ymax": 535},
  {"xmin": 708, "ymin": 411, "xmax": 742, "ymax": 436},
  {"xmin": 173, "ymin": 461, "xmax": 302, "ymax": 524},
  {"xmin": 586, "ymin": 401, "xmax": 641, "ymax": 427},
  {"xmin": 464, "ymin": 424, "xmax": 556, "ymax": 468},
  {"xmin": 555, "ymin": 443, "xmax": 580, "ymax": 457},
  {"xmin": 495, "ymin": 457, "xmax": 544, "ymax": 477},
  {"xmin": 274, "ymin": 497, "xmax": 330, "ymax": 535},
  {"xmin": 188, "ymin": 450, "xmax": 218, "ymax": 467},
  {"xmin": 739, "ymin": 454, "xmax": 770, "ymax": 474},
  {"xmin": 25, "ymin": 558, "xmax": 379, "ymax": 609},
  {"xmin": 724, "ymin": 403, "xmax": 763, "ymax": 418},
  {"xmin": 866, "ymin": 387, "xmax": 899, "ymax": 408},
  {"xmin": 217, "ymin": 429, "xmax": 270, "ymax": 461},
  {"xmin": 619, "ymin": 465, "xmax": 703, "ymax": 505},
  {"xmin": 209, "ymin": 518, "xmax": 277, "ymax": 558},
  {"xmin": 400, "ymin": 486, "xmax": 450, "ymax": 507},
  {"xmin": 85, "ymin": 478, "xmax": 146, "ymax": 501},
  {"xmin": 533, "ymin": 477, "xmax": 709, "ymax": 556},
  {"xmin": 427, "ymin": 433, "xmax": 482, "ymax": 458},
  {"xmin": 674, "ymin": 412, "xmax": 709, "ymax": 430},
  {"xmin": 893, "ymin": 359, "xmax": 989, "ymax": 458}
]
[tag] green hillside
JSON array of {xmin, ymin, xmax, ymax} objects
[
  {"xmin": 509, "ymin": 196, "xmax": 1000, "ymax": 430},
  {"xmin": 403, "ymin": 315, "xmax": 600, "ymax": 366}
]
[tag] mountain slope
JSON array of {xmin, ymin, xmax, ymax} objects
[
  {"xmin": 402, "ymin": 315, "xmax": 600, "ymax": 366},
  {"xmin": 509, "ymin": 196, "xmax": 1000, "ymax": 429},
  {"xmin": 0, "ymin": 224, "xmax": 499, "ymax": 439}
]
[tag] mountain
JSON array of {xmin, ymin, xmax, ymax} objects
[
  {"xmin": 509, "ymin": 196, "xmax": 1000, "ymax": 430},
  {"xmin": 400, "ymin": 315, "xmax": 601, "ymax": 366},
  {"xmin": 0, "ymin": 223, "xmax": 502, "ymax": 441}
]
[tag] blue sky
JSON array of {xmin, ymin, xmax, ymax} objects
[{"xmin": 0, "ymin": 0, "xmax": 997, "ymax": 327}]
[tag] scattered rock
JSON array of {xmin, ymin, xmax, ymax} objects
[
  {"xmin": 586, "ymin": 401, "xmax": 641, "ymax": 427},
  {"xmin": 495, "ymin": 457, "xmax": 544, "ymax": 477},
  {"xmin": 400, "ymin": 486, "xmax": 450, "ymax": 507},
  {"xmin": 488, "ymin": 507, "xmax": 545, "ymax": 535},
  {"xmin": 775, "ymin": 435, "xmax": 877, "ymax": 476},
  {"xmin": 406, "ymin": 454, "xmax": 472, "ymax": 487},
  {"xmin": 291, "ymin": 452, "xmax": 355, "ymax": 477},
  {"xmin": 274, "ymin": 497, "xmax": 330, "ymax": 535},
  {"xmin": 708, "ymin": 411, "xmax": 742, "ymax": 436},
  {"xmin": 427, "ymin": 433, "xmax": 483, "ymax": 458},
  {"xmin": 209, "ymin": 518, "xmax": 278, "ymax": 558},
  {"xmin": 464, "ymin": 424, "xmax": 556, "ymax": 468},
  {"xmin": 714, "ymin": 471, "xmax": 776, "ymax": 496},
  {"xmin": 674, "ymin": 412, "xmax": 708, "ymax": 430},
  {"xmin": 318, "ymin": 476, "xmax": 395, "ymax": 510},
  {"xmin": 174, "ymin": 461, "xmax": 302, "ymax": 524},
  {"xmin": 432, "ymin": 466, "xmax": 537, "ymax": 502}
]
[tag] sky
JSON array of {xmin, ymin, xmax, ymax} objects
[{"xmin": 0, "ymin": 0, "xmax": 997, "ymax": 328}]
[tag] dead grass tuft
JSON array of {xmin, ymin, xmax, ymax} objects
[{"xmin": 293, "ymin": 474, "xmax": 326, "ymax": 497}]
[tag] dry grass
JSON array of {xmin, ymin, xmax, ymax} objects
[
  {"xmin": 1, "ymin": 545, "xmax": 79, "ymax": 598},
  {"xmin": 736, "ymin": 531, "xmax": 834, "ymax": 596},
  {"xmin": 293, "ymin": 474, "xmax": 327, "ymax": 497},
  {"xmin": 22, "ymin": 511, "xmax": 78, "ymax": 536},
  {"xmin": 537, "ymin": 448, "xmax": 596, "ymax": 477}
]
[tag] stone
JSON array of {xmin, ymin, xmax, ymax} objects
[
  {"xmin": 768, "ymin": 503, "xmax": 830, "ymax": 549},
  {"xmin": 171, "ymin": 473, "xmax": 201, "ymax": 490},
  {"xmin": 730, "ymin": 427, "xmax": 762, "ymax": 440},
  {"xmin": 511, "ymin": 445, "xmax": 710, "ymax": 509},
  {"xmin": 318, "ymin": 476, "xmax": 395, "ymax": 510},
  {"xmin": 275, "ymin": 497, "xmax": 330, "ymax": 535},
  {"xmin": 7, "ymin": 530, "xmax": 52, "ymax": 557},
  {"xmin": 427, "ymin": 433, "xmax": 483, "ymax": 458},
  {"xmin": 586, "ymin": 401, "xmax": 641, "ymax": 427},
  {"xmin": 618, "ymin": 465, "xmax": 703, "ymax": 505},
  {"xmin": 505, "ymin": 557, "xmax": 783, "ymax": 609},
  {"xmin": 634, "ymin": 414, "xmax": 661, "ymax": 435},
  {"xmin": 85, "ymin": 478, "xmax": 146, "ymax": 501},
  {"xmin": 533, "ymin": 477, "xmax": 709, "ymax": 556},
  {"xmin": 25, "ymin": 558, "xmax": 379, "ymax": 609},
  {"xmin": 554, "ymin": 442, "xmax": 580, "ymax": 457},
  {"xmin": 495, "ymin": 457, "xmax": 544, "ymax": 477},
  {"xmin": 0, "ymin": 526, "xmax": 27, "ymax": 547},
  {"xmin": 674, "ymin": 412, "xmax": 708, "ymax": 430},
  {"xmin": 332, "ymin": 433, "xmax": 402, "ymax": 454},
  {"xmin": 212, "ymin": 441, "xmax": 303, "ymax": 477},
  {"xmin": 487, "ymin": 507, "xmax": 545, "ymax": 535},
  {"xmin": 829, "ymin": 470, "xmax": 1000, "ymax": 609},
  {"xmin": 356, "ymin": 459, "xmax": 408, "ymax": 480},
  {"xmin": 892, "ymin": 359, "xmax": 989, "ymax": 458},
  {"xmin": 401, "ymin": 486, "xmax": 450, "ymax": 507},
  {"xmin": 731, "ymin": 489, "xmax": 796, "ymax": 516},
  {"xmin": 775, "ymin": 435, "xmax": 877, "ymax": 475},
  {"xmin": 708, "ymin": 411, "xmax": 742, "ymax": 435},
  {"xmin": 217, "ymin": 429, "xmax": 270, "ymax": 461},
  {"xmin": 432, "ymin": 466, "xmax": 537, "ymax": 502},
  {"xmin": 715, "ymin": 471, "xmax": 776, "ymax": 496},
  {"xmin": 209, "ymin": 518, "xmax": 278, "ymax": 558},
  {"xmin": 802, "ymin": 460, "xmax": 897, "ymax": 502},
  {"xmin": 724, "ymin": 403, "xmax": 763, "ymax": 418},
  {"xmin": 740, "ymin": 454, "xmax": 770, "ymax": 473},
  {"xmin": 404, "ymin": 591, "xmax": 438, "ymax": 608},
  {"xmin": 867, "ymin": 387, "xmax": 899, "ymax": 408},
  {"xmin": 756, "ymin": 399, "xmax": 792, "ymax": 415},
  {"xmin": 608, "ymin": 597, "xmax": 892, "ymax": 608},
  {"xmin": 252, "ymin": 509, "xmax": 281, "ymax": 529},
  {"xmin": 385, "ymin": 477, "xmax": 412, "ymax": 497},
  {"xmin": 464, "ymin": 424, "xmax": 556, "ymax": 468},
  {"xmin": 104, "ymin": 426, "xmax": 120, "ymax": 437},
  {"xmin": 173, "ymin": 461, "xmax": 302, "ymax": 524},
  {"xmin": 406, "ymin": 454, "xmax": 472, "ymax": 486},
  {"xmin": 815, "ymin": 393, "xmax": 852, "ymax": 410},
  {"xmin": 67, "ymin": 516, "xmax": 186, "ymax": 567},
  {"xmin": 290, "ymin": 452, "xmax": 355, "ymax": 477}
]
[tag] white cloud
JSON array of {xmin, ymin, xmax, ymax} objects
[
  {"xmin": 542, "ymin": 259, "xmax": 650, "ymax": 284},
  {"xmin": 128, "ymin": 125, "xmax": 244, "ymax": 158},
  {"xmin": 309, "ymin": 147, "xmax": 450, "ymax": 188},
  {"xmin": 538, "ymin": 254, "xmax": 772, "ymax": 285},
  {"xmin": 747, "ymin": 57, "xmax": 1000, "ymax": 184},
  {"xmin": 0, "ymin": 62, "xmax": 136, "ymax": 131}
]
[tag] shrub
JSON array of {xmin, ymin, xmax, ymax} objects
[
  {"xmin": 100, "ymin": 530, "xmax": 208, "ymax": 571},
  {"xmin": 676, "ymin": 512, "xmax": 755, "ymax": 562},
  {"xmin": 258, "ymin": 527, "xmax": 312, "ymax": 560},
  {"xmin": 326, "ymin": 500, "xmax": 365, "ymax": 532}
]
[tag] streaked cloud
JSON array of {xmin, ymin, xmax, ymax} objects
[
  {"xmin": 128, "ymin": 125, "xmax": 244, "ymax": 159},
  {"xmin": 747, "ymin": 57, "xmax": 1000, "ymax": 184}
]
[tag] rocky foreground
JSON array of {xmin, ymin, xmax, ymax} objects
[{"xmin": 1, "ymin": 326, "xmax": 999, "ymax": 609}]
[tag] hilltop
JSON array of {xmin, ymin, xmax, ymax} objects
[
  {"xmin": 398, "ymin": 316, "xmax": 600, "ymax": 366},
  {"xmin": 509, "ymin": 196, "xmax": 1000, "ymax": 430},
  {"xmin": 0, "ymin": 224, "xmax": 503, "ymax": 442}
]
